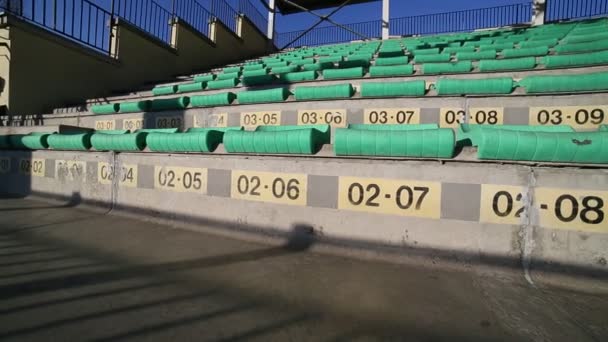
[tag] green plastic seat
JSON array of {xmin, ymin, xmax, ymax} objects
[
  {"xmin": 478, "ymin": 57, "xmax": 536, "ymax": 72},
  {"xmin": 190, "ymin": 93, "xmax": 236, "ymax": 107},
  {"xmin": 543, "ymin": 50, "xmax": 608, "ymax": 69},
  {"xmin": 369, "ymin": 65, "xmax": 414, "ymax": 77},
  {"xmin": 7, "ymin": 132, "xmax": 52, "ymax": 150},
  {"xmin": 360, "ymin": 81, "xmax": 426, "ymax": 97},
  {"xmin": 147, "ymin": 128, "xmax": 241, "ymax": 153},
  {"xmin": 374, "ymin": 56, "xmax": 409, "ymax": 66},
  {"xmin": 91, "ymin": 130, "xmax": 147, "ymax": 151},
  {"xmin": 457, "ymin": 124, "xmax": 574, "ymax": 147},
  {"xmin": 478, "ymin": 130, "xmax": 608, "ymax": 164},
  {"xmin": 271, "ymin": 65, "xmax": 300, "ymax": 74},
  {"xmin": 334, "ymin": 127, "xmax": 454, "ymax": 158},
  {"xmin": 242, "ymin": 68, "xmax": 269, "ymax": 77},
  {"xmin": 223, "ymin": 125, "xmax": 330, "ymax": 155},
  {"xmin": 149, "ymin": 97, "xmax": 189, "ymax": 111},
  {"xmin": 241, "ymin": 74, "xmax": 276, "ymax": 86},
  {"xmin": 323, "ymin": 67, "xmax": 365, "ymax": 80},
  {"xmin": 280, "ymin": 71, "xmax": 318, "ymax": 83},
  {"xmin": 152, "ymin": 85, "xmax": 178, "ymax": 96},
  {"xmin": 519, "ymin": 72, "xmax": 608, "ymax": 93},
  {"xmin": 193, "ymin": 74, "xmax": 216, "ymax": 83},
  {"xmin": 414, "ymin": 54, "xmax": 451, "ymax": 63},
  {"xmin": 435, "ymin": 78, "xmax": 514, "ymax": 95},
  {"xmin": 207, "ymin": 78, "xmax": 239, "ymax": 90},
  {"xmin": 502, "ymin": 46, "xmax": 549, "ymax": 58},
  {"xmin": 91, "ymin": 103, "xmax": 119, "ymax": 115},
  {"xmin": 217, "ymin": 72, "xmax": 241, "ymax": 80},
  {"xmin": 294, "ymin": 84, "xmax": 355, "ymax": 101},
  {"xmin": 47, "ymin": 132, "xmax": 93, "ymax": 151},
  {"xmin": 554, "ymin": 40, "xmax": 608, "ymax": 54},
  {"xmin": 119, "ymin": 100, "xmax": 150, "ymax": 113},
  {"xmin": 456, "ymin": 50, "xmax": 497, "ymax": 61},
  {"xmin": 237, "ymin": 88, "xmax": 291, "ymax": 104},
  {"xmin": 176, "ymin": 82, "xmax": 206, "ymax": 94},
  {"xmin": 422, "ymin": 61, "xmax": 472, "ymax": 74}
]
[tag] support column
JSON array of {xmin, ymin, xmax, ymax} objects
[
  {"xmin": 267, "ymin": 0, "xmax": 276, "ymax": 40},
  {"xmin": 532, "ymin": 0, "xmax": 546, "ymax": 26},
  {"xmin": 382, "ymin": 0, "xmax": 389, "ymax": 40}
]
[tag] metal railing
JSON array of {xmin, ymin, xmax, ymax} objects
[
  {"xmin": 391, "ymin": 2, "xmax": 533, "ymax": 36},
  {"xmin": 238, "ymin": 0, "xmax": 266, "ymax": 34},
  {"xmin": 546, "ymin": 0, "xmax": 608, "ymax": 22},
  {"xmin": 210, "ymin": 0, "xmax": 237, "ymax": 33},
  {"xmin": 0, "ymin": 0, "xmax": 112, "ymax": 53},
  {"xmin": 113, "ymin": 0, "xmax": 172, "ymax": 44},
  {"xmin": 173, "ymin": 0, "xmax": 212, "ymax": 38},
  {"xmin": 276, "ymin": 20, "xmax": 382, "ymax": 48}
]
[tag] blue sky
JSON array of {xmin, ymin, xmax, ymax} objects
[{"xmin": 268, "ymin": 0, "xmax": 529, "ymax": 32}]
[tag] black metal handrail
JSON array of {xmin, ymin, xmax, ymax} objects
[
  {"xmin": 0, "ymin": 0, "xmax": 112, "ymax": 53},
  {"xmin": 391, "ymin": 2, "xmax": 532, "ymax": 36},
  {"xmin": 238, "ymin": 0, "xmax": 267, "ymax": 34},
  {"xmin": 210, "ymin": 0, "xmax": 237, "ymax": 33},
  {"xmin": 173, "ymin": 0, "xmax": 212, "ymax": 38},
  {"xmin": 546, "ymin": 0, "xmax": 608, "ymax": 22},
  {"xmin": 276, "ymin": 20, "xmax": 382, "ymax": 48},
  {"xmin": 113, "ymin": 0, "xmax": 172, "ymax": 44}
]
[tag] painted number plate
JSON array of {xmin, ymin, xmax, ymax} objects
[
  {"xmin": 297, "ymin": 109, "xmax": 347, "ymax": 127},
  {"xmin": 231, "ymin": 170, "xmax": 307, "ymax": 206},
  {"xmin": 194, "ymin": 113, "xmax": 228, "ymax": 128},
  {"xmin": 95, "ymin": 120, "xmax": 116, "ymax": 130},
  {"xmin": 535, "ymin": 187, "xmax": 607, "ymax": 233},
  {"xmin": 154, "ymin": 166, "xmax": 207, "ymax": 193},
  {"xmin": 19, "ymin": 158, "xmax": 45, "ymax": 177},
  {"xmin": 98, "ymin": 162, "xmax": 138, "ymax": 187},
  {"xmin": 479, "ymin": 184, "xmax": 527, "ymax": 225},
  {"xmin": 55, "ymin": 160, "xmax": 86, "ymax": 181},
  {"xmin": 338, "ymin": 177, "xmax": 441, "ymax": 219},
  {"xmin": 364, "ymin": 108, "xmax": 420, "ymax": 125},
  {"xmin": 529, "ymin": 106, "xmax": 608, "ymax": 129},
  {"xmin": 440, "ymin": 107, "xmax": 503, "ymax": 127},
  {"xmin": 240, "ymin": 111, "xmax": 281, "ymax": 128},
  {"xmin": 123, "ymin": 118, "xmax": 144, "ymax": 131},
  {"xmin": 155, "ymin": 116, "xmax": 183, "ymax": 129}
]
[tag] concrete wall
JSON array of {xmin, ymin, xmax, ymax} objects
[
  {"xmin": 6, "ymin": 18, "xmax": 118, "ymax": 115},
  {"xmin": 0, "ymin": 150, "xmax": 606, "ymax": 285},
  {"xmin": 0, "ymin": 12, "xmax": 274, "ymax": 116}
]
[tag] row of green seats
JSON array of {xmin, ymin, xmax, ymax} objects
[
  {"xmin": 3, "ymin": 124, "xmax": 607, "ymax": 163},
  {"xmin": 457, "ymin": 125, "xmax": 608, "ymax": 164},
  {"xmin": 96, "ymin": 71, "xmax": 608, "ymax": 115},
  {"xmin": 91, "ymin": 92, "xmax": 237, "ymax": 114}
]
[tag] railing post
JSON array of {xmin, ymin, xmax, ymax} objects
[
  {"xmin": 532, "ymin": 0, "xmax": 546, "ymax": 25},
  {"xmin": 382, "ymin": 0, "xmax": 389, "ymax": 39},
  {"xmin": 267, "ymin": 0, "xmax": 276, "ymax": 40}
]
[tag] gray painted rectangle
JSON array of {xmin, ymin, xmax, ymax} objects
[
  {"xmin": 441, "ymin": 183, "xmax": 481, "ymax": 222},
  {"xmin": 282, "ymin": 110, "xmax": 298, "ymax": 126},
  {"xmin": 348, "ymin": 108, "xmax": 364, "ymax": 124},
  {"xmin": 87, "ymin": 161, "xmax": 98, "ymax": 184},
  {"xmin": 421, "ymin": 108, "xmax": 439, "ymax": 124},
  {"xmin": 138, "ymin": 164, "xmax": 155, "ymax": 189},
  {"xmin": 45, "ymin": 159, "xmax": 55, "ymax": 178},
  {"xmin": 207, "ymin": 168, "xmax": 231, "ymax": 197},
  {"xmin": 504, "ymin": 107, "xmax": 529, "ymax": 125},
  {"xmin": 227, "ymin": 112, "xmax": 241, "ymax": 127},
  {"xmin": 307, "ymin": 175, "xmax": 339, "ymax": 209}
]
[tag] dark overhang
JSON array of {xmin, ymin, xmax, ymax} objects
[{"xmin": 276, "ymin": 0, "xmax": 379, "ymax": 15}]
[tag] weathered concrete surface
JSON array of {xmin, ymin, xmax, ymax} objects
[{"xmin": 0, "ymin": 197, "xmax": 607, "ymax": 341}]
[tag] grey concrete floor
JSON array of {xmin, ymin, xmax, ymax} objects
[{"xmin": 0, "ymin": 197, "xmax": 606, "ymax": 342}]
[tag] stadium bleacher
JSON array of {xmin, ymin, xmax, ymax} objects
[{"xmin": 2, "ymin": 17, "xmax": 608, "ymax": 165}]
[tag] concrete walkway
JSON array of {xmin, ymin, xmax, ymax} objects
[{"xmin": 0, "ymin": 197, "xmax": 606, "ymax": 341}]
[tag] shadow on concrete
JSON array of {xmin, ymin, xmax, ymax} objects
[{"xmin": 0, "ymin": 191, "xmax": 82, "ymax": 211}]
